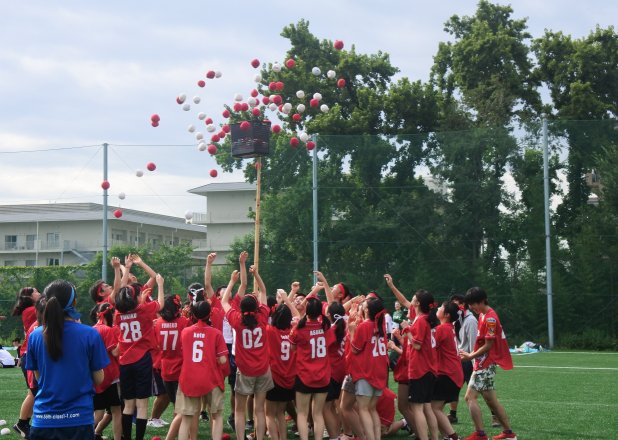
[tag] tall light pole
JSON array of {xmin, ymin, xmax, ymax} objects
[
  {"xmin": 102, "ymin": 142, "xmax": 109, "ymax": 281},
  {"xmin": 542, "ymin": 116, "xmax": 555, "ymax": 348}
]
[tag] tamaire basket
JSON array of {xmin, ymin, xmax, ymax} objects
[{"xmin": 230, "ymin": 120, "xmax": 271, "ymax": 158}]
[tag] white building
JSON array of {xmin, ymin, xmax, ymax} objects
[
  {"xmin": 188, "ymin": 182, "xmax": 256, "ymax": 262},
  {"xmin": 0, "ymin": 203, "xmax": 207, "ymax": 266}
]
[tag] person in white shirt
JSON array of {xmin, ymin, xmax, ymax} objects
[{"xmin": 0, "ymin": 345, "xmax": 16, "ymax": 367}]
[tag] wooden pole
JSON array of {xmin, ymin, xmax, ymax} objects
[{"xmin": 253, "ymin": 156, "xmax": 262, "ymax": 292}]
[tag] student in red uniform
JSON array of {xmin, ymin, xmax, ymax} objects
[
  {"xmin": 430, "ymin": 301, "xmax": 463, "ymax": 440},
  {"xmin": 289, "ymin": 294, "xmax": 334, "ymax": 440},
  {"xmin": 375, "ymin": 388, "xmax": 408, "ymax": 437},
  {"xmin": 460, "ymin": 288, "xmax": 516, "ymax": 440},
  {"xmin": 348, "ymin": 295, "xmax": 389, "ymax": 440},
  {"xmin": 408, "ymin": 290, "xmax": 440, "ymax": 440},
  {"xmin": 222, "ymin": 252, "xmax": 273, "ymax": 440},
  {"xmin": 11, "ymin": 286, "xmax": 41, "ymax": 438},
  {"xmin": 91, "ymin": 302, "xmax": 122, "ymax": 440},
  {"xmin": 114, "ymin": 273, "xmax": 165, "ymax": 440},
  {"xmin": 90, "ymin": 257, "xmax": 122, "ymax": 304},
  {"xmin": 323, "ymin": 301, "xmax": 347, "ymax": 440},
  {"xmin": 175, "ymin": 300, "xmax": 228, "ymax": 440},
  {"xmin": 266, "ymin": 289, "xmax": 300, "ymax": 440}
]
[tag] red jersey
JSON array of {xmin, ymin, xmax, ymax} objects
[
  {"xmin": 20, "ymin": 306, "xmax": 37, "ymax": 356},
  {"xmin": 179, "ymin": 321, "xmax": 228, "ymax": 396},
  {"xmin": 25, "ymin": 322, "xmax": 38, "ymax": 389},
  {"xmin": 289, "ymin": 320, "xmax": 334, "ymax": 388},
  {"xmin": 114, "ymin": 301, "xmax": 160, "ymax": 365},
  {"xmin": 407, "ymin": 314, "xmax": 437, "ymax": 379},
  {"xmin": 473, "ymin": 308, "xmax": 513, "ymax": 371},
  {"xmin": 93, "ymin": 323, "xmax": 121, "ymax": 393},
  {"xmin": 327, "ymin": 326, "xmax": 346, "ymax": 383},
  {"xmin": 350, "ymin": 319, "xmax": 389, "ymax": 390},
  {"xmin": 392, "ymin": 327, "xmax": 410, "ymax": 383},
  {"xmin": 226, "ymin": 299, "xmax": 270, "ymax": 376},
  {"xmin": 434, "ymin": 323, "xmax": 464, "ymax": 387},
  {"xmin": 376, "ymin": 387, "xmax": 397, "ymax": 427},
  {"xmin": 266, "ymin": 326, "xmax": 296, "ymax": 389},
  {"xmin": 154, "ymin": 316, "xmax": 190, "ymax": 381}
]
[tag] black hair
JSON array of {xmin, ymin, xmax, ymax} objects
[
  {"xmin": 240, "ymin": 295, "xmax": 259, "ymax": 330},
  {"xmin": 35, "ymin": 296, "xmax": 47, "ymax": 326},
  {"xmin": 327, "ymin": 301, "xmax": 346, "ymax": 344},
  {"xmin": 89, "ymin": 280, "xmax": 106, "ymax": 303},
  {"xmin": 160, "ymin": 294, "xmax": 182, "ymax": 322},
  {"xmin": 187, "ymin": 282, "xmax": 205, "ymax": 302},
  {"xmin": 297, "ymin": 297, "xmax": 330, "ymax": 332},
  {"xmin": 42, "ymin": 280, "xmax": 75, "ymax": 361},
  {"xmin": 427, "ymin": 308, "xmax": 440, "ymax": 329},
  {"xmin": 11, "ymin": 287, "xmax": 37, "ymax": 316},
  {"xmin": 449, "ymin": 294, "xmax": 468, "ymax": 309},
  {"xmin": 92, "ymin": 302, "xmax": 115, "ymax": 327},
  {"xmin": 115, "ymin": 284, "xmax": 140, "ymax": 313},
  {"xmin": 191, "ymin": 300, "xmax": 212, "ymax": 324},
  {"xmin": 465, "ymin": 287, "xmax": 488, "ymax": 306},
  {"xmin": 442, "ymin": 301, "xmax": 460, "ymax": 324},
  {"xmin": 215, "ymin": 285, "xmax": 227, "ymax": 298},
  {"xmin": 267, "ymin": 296, "xmax": 277, "ymax": 309},
  {"xmin": 367, "ymin": 297, "xmax": 386, "ymax": 338},
  {"xmin": 338, "ymin": 283, "xmax": 353, "ymax": 302},
  {"xmin": 271, "ymin": 304, "xmax": 293, "ymax": 330},
  {"xmin": 415, "ymin": 289, "xmax": 434, "ymax": 314}
]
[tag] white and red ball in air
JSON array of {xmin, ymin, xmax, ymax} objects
[
  {"xmin": 337, "ymin": 78, "xmax": 346, "ymax": 88},
  {"xmin": 176, "ymin": 93, "xmax": 187, "ymax": 104},
  {"xmin": 250, "ymin": 89, "xmax": 259, "ymax": 98},
  {"xmin": 251, "ymin": 58, "xmax": 260, "ymax": 68},
  {"xmin": 197, "ymin": 80, "xmax": 205, "ymax": 88},
  {"xmin": 310, "ymin": 98, "xmax": 319, "ymax": 108},
  {"xmin": 113, "ymin": 209, "xmax": 123, "ymax": 218},
  {"xmin": 334, "ymin": 39, "xmax": 344, "ymax": 50},
  {"xmin": 136, "ymin": 170, "xmax": 144, "ymax": 177},
  {"xmin": 292, "ymin": 113, "xmax": 302, "ymax": 122},
  {"xmin": 118, "ymin": 192, "xmax": 126, "ymax": 200},
  {"xmin": 101, "ymin": 180, "xmax": 110, "ymax": 190},
  {"xmin": 222, "ymin": 124, "xmax": 231, "ymax": 133},
  {"xmin": 184, "ymin": 211, "xmax": 193, "ymax": 221},
  {"xmin": 271, "ymin": 95, "xmax": 283, "ymax": 105},
  {"xmin": 209, "ymin": 169, "xmax": 218, "ymax": 178},
  {"xmin": 147, "ymin": 162, "xmax": 156, "ymax": 172},
  {"xmin": 222, "ymin": 109, "xmax": 230, "ymax": 118},
  {"xmin": 252, "ymin": 107, "xmax": 261, "ymax": 117}
]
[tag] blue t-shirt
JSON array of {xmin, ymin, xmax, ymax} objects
[{"xmin": 25, "ymin": 320, "xmax": 109, "ymax": 428}]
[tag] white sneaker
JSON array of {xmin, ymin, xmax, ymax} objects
[
  {"xmin": 159, "ymin": 418, "xmax": 169, "ymax": 426},
  {"xmin": 147, "ymin": 418, "xmax": 165, "ymax": 428}
]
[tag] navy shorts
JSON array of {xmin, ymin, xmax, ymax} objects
[
  {"xmin": 266, "ymin": 381, "xmax": 295, "ymax": 402},
  {"xmin": 31, "ymin": 425, "xmax": 94, "ymax": 440},
  {"xmin": 120, "ymin": 352, "xmax": 153, "ymax": 400},
  {"xmin": 326, "ymin": 378, "xmax": 342, "ymax": 402},
  {"xmin": 408, "ymin": 372, "xmax": 435, "ymax": 404},
  {"xmin": 152, "ymin": 368, "xmax": 166, "ymax": 396},
  {"xmin": 462, "ymin": 360, "xmax": 473, "ymax": 383},
  {"xmin": 227, "ymin": 343, "xmax": 237, "ymax": 387},
  {"xmin": 295, "ymin": 376, "xmax": 329, "ymax": 395},
  {"xmin": 164, "ymin": 380, "xmax": 179, "ymax": 404}
]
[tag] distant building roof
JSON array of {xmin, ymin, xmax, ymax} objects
[
  {"xmin": 188, "ymin": 182, "xmax": 256, "ymax": 195},
  {"xmin": 0, "ymin": 203, "xmax": 206, "ymax": 233}
]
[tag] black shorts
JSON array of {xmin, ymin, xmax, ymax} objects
[
  {"xmin": 432, "ymin": 375, "xmax": 460, "ymax": 403},
  {"xmin": 31, "ymin": 425, "xmax": 94, "ymax": 440},
  {"xmin": 462, "ymin": 360, "xmax": 473, "ymax": 383},
  {"xmin": 326, "ymin": 378, "xmax": 342, "ymax": 402},
  {"xmin": 266, "ymin": 381, "xmax": 295, "ymax": 402},
  {"xmin": 120, "ymin": 352, "xmax": 153, "ymax": 400},
  {"xmin": 408, "ymin": 372, "xmax": 435, "ymax": 404},
  {"xmin": 295, "ymin": 376, "xmax": 329, "ymax": 395},
  {"xmin": 94, "ymin": 383, "xmax": 121, "ymax": 410},
  {"xmin": 164, "ymin": 380, "xmax": 179, "ymax": 404},
  {"xmin": 152, "ymin": 368, "xmax": 166, "ymax": 396},
  {"xmin": 227, "ymin": 343, "xmax": 237, "ymax": 387}
]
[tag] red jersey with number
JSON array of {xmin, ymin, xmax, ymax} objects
[
  {"xmin": 408, "ymin": 314, "xmax": 437, "ymax": 379},
  {"xmin": 20, "ymin": 306, "xmax": 37, "ymax": 356},
  {"xmin": 93, "ymin": 323, "xmax": 120, "ymax": 393},
  {"xmin": 289, "ymin": 320, "xmax": 334, "ymax": 388},
  {"xmin": 434, "ymin": 322, "xmax": 464, "ymax": 387},
  {"xmin": 376, "ymin": 387, "xmax": 397, "ymax": 427},
  {"xmin": 226, "ymin": 299, "xmax": 270, "ymax": 376},
  {"xmin": 473, "ymin": 308, "xmax": 513, "ymax": 371},
  {"xmin": 154, "ymin": 316, "xmax": 190, "ymax": 381},
  {"xmin": 327, "ymin": 326, "xmax": 346, "ymax": 383},
  {"xmin": 393, "ymin": 326, "xmax": 410, "ymax": 383},
  {"xmin": 114, "ymin": 301, "xmax": 160, "ymax": 365},
  {"xmin": 350, "ymin": 319, "xmax": 389, "ymax": 390},
  {"xmin": 179, "ymin": 321, "xmax": 228, "ymax": 396},
  {"xmin": 266, "ymin": 325, "xmax": 296, "ymax": 389}
]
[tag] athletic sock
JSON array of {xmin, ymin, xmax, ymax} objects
[
  {"xmin": 122, "ymin": 413, "xmax": 133, "ymax": 440},
  {"xmin": 135, "ymin": 418, "xmax": 147, "ymax": 440},
  {"xmin": 504, "ymin": 430, "xmax": 513, "ymax": 434},
  {"xmin": 17, "ymin": 419, "xmax": 28, "ymax": 427}
]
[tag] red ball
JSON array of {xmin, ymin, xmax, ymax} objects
[
  {"xmin": 210, "ymin": 169, "xmax": 218, "ymax": 178},
  {"xmin": 241, "ymin": 102, "xmax": 249, "ymax": 111},
  {"xmin": 252, "ymin": 107, "xmax": 261, "ymax": 116},
  {"xmin": 222, "ymin": 124, "xmax": 231, "ymax": 133},
  {"xmin": 150, "ymin": 114, "xmax": 160, "ymax": 122},
  {"xmin": 147, "ymin": 162, "xmax": 156, "ymax": 171},
  {"xmin": 152, "ymin": 437, "xmax": 162, "ymax": 440},
  {"xmin": 310, "ymin": 98, "xmax": 319, "ymax": 107},
  {"xmin": 240, "ymin": 121, "xmax": 251, "ymax": 131},
  {"xmin": 268, "ymin": 82, "xmax": 277, "ymax": 91},
  {"xmin": 206, "ymin": 70, "xmax": 216, "ymax": 79},
  {"xmin": 262, "ymin": 96, "xmax": 270, "ymax": 105},
  {"xmin": 151, "ymin": 121, "xmax": 159, "ymax": 127},
  {"xmin": 272, "ymin": 95, "xmax": 282, "ymax": 105},
  {"xmin": 176, "ymin": 96, "xmax": 184, "ymax": 104},
  {"xmin": 275, "ymin": 81, "xmax": 284, "ymax": 91},
  {"xmin": 211, "ymin": 134, "xmax": 220, "ymax": 142},
  {"xmin": 292, "ymin": 113, "xmax": 301, "ymax": 122},
  {"xmin": 233, "ymin": 102, "xmax": 242, "ymax": 112},
  {"xmin": 113, "ymin": 209, "xmax": 123, "ymax": 218},
  {"xmin": 222, "ymin": 109, "xmax": 230, "ymax": 118},
  {"xmin": 290, "ymin": 137, "xmax": 299, "ymax": 147},
  {"xmin": 251, "ymin": 89, "xmax": 259, "ymax": 98},
  {"xmin": 306, "ymin": 141, "xmax": 316, "ymax": 150},
  {"xmin": 285, "ymin": 58, "xmax": 296, "ymax": 69},
  {"xmin": 197, "ymin": 80, "xmax": 206, "ymax": 88},
  {"xmin": 207, "ymin": 144, "xmax": 218, "ymax": 154},
  {"xmin": 337, "ymin": 78, "xmax": 346, "ymax": 88},
  {"xmin": 251, "ymin": 58, "xmax": 260, "ymax": 68},
  {"xmin": 218, "ymin": 131, "xmax": 226, "ymax": 139},
  {"xmin": 334, "ymin": 39, "xmax": 344, "ymax": 50},
  {"xmin": 101, "ymin": 180, "xmax": 110, "ymax": 190},
  {"xmin": 223, "ymin": 434, "xmax": 231, "ymax": 440},
  {"xmin": 272, "ymin": 124, "xmax": 281, "ymax": 133}
]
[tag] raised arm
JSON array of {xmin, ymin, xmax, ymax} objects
[
  {"xmin": 238, "ymin": 251, "xmax": 248, "ymax": 298},
  {"xmin": 288, "ymin": 281, "xmax": 300, "ymax": 303},
  {"xmin": 204, "ymin": 252, "xmax": 217, "ymax": 299},
  {"xmin": 131, "ymin": 254, "xmax": 157, "ymax": 288},
  {"xmin": 120, "ymin": 256, "xmax": 133, "ymax": 287},
  {"xmin": 110, "ymin": 257, "xmax": 122, "ymax": 304},
  {"xmin": 278, "ymin": 289, "xmax": 300, "ymax": 318},
  {"xmin": 155, "ymin": 273, "xmax": 165, "ymax": 308},
  {"xmin": 221, "ymin": 270, "xmax": 239, "ymax": 313},
  {"xmin": 384, "ymin": 274, "xmax": 411, "ymax": 309},
  {"xmin": 314, "ymin": 271, "xmax": 333, "ymax": 304},
  {"xmin": 250, "ymin": 265, "xmax": 267, "ymax": 305}
]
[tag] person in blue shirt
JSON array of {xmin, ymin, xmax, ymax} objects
[{"xmin": 25, "ymin": 279, "xmax": 109, "ymax": 440}]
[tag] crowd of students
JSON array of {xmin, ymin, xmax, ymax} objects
[{"xmin": 8, "ymin": 251, "xmax": 517, "ymax": 440}]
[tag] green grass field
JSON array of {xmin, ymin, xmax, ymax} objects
[{"xmin": 1, "ymin": 351, "xmax": 617, "ymax": 440}]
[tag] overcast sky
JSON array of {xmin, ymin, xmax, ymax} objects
[{"xmin": 0, "ymin": 0, "xmax": 615, "ymax": 218}]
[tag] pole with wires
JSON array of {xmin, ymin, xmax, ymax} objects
[
  {"xmin": 102, "ymin": 142, "xmax": 109, "ymax": 282},
  {"xmin": 312, "ymin": 134, "xmax": 318, "ymax": 285},
  {"xmin": 542, "ymin": 116, "xmax": 555, "ymax": 348}
]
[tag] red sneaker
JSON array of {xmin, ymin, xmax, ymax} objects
[
  {"xmin": 492, "ymin": 432, "xmax": 517, "ymax": 440},
  {"xmin": 464, "ymin": 432, "xmax": 488, "ymax": 440}
]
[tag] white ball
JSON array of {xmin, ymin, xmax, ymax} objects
[
  {"xmin": 136, "ymin": 170, "xmax": 144, "ymax": 177},
  {"xmin": 300, "ymin": 132, "xmax": 309, "ymax": 142},
  {"xmin": 187, "ymin": 124, "xmax": 196, "ymax": 133},
  {"xmin": 247, "ymin": 97, "xmax": 257, "ymax": 107},
  {"xmin": 297, "ymin": 104, "xmax": 306, "ymax": 113},
  {"xmin": 206, "ymin": 124, "xmax": 216, "ymax": 133},
  {"xmin": 282, "ymin": 103, "xmax": 293, "ymax": 112},
  {"xmin": 268, "ymin": 103, "xmax": 278, "ymax": 112},
  {"xmin": 296, "ymin": 90, "xmax": 305, "ymax": 99},
  {"xmin": 281, "ymin": 106, "xmax": 290, "ymax": 115},
  {"xmin": 234, "ymin": 93, "xmax": 243, "ymax": 102},
  {"xmin": 254, "ymin": 73, "xmax": 262, "ymax": 82},
  {"xmin": 197, "ymin": 112, "xmax": 206, "ymax": 120},
  {"xmin": 182, "ymin": 103, "xmax": 191, "ymax": 111},
  {"xmin": 198, "ymin": 143, "xmax": 207, "ymax": 151},
  {"xmin": 215, "ymin": 70, "xmax": 222, "ymax": 78},
  {"xmin": 313, "ymin": 92, "xmax": 322, "ymax": 101},
  {"xmin": 272, "ymin": 63, "xmax": 281, "ymax": 72},
  {"xmin": 195, "ymin": 132, "xmax": 204, "ymax": 141},
  {"xmin": 185, "ymin": 211, "xmax": 194, "ymax": 220},
  {"xmin": 118, "ymin": 192, "xmax": 126, "ymax": 200},
  {"xmin": 0, "ymin": 421, "xmax": 6, "ymax": 427},
  {"xmin": 178, "ymin": 93, "xmax": 187, "ymax": 102},
  {"xmin": 1, "ymin": 427, "xmax": 10, "ymax": 435},
  {"xmin": 193, "ymin": 96, "xmax": 201, "ymax": 104},
  {"xmin": 312, "ymin": 66, "xmax": 321, "ymax": 76},
  {"xmin": 320, "ymin": 104, "xmax": 329, "ymax": 113},
  {"xmin": 327, "ymin": 70, "xmax": 336, "ymax": 79}
]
